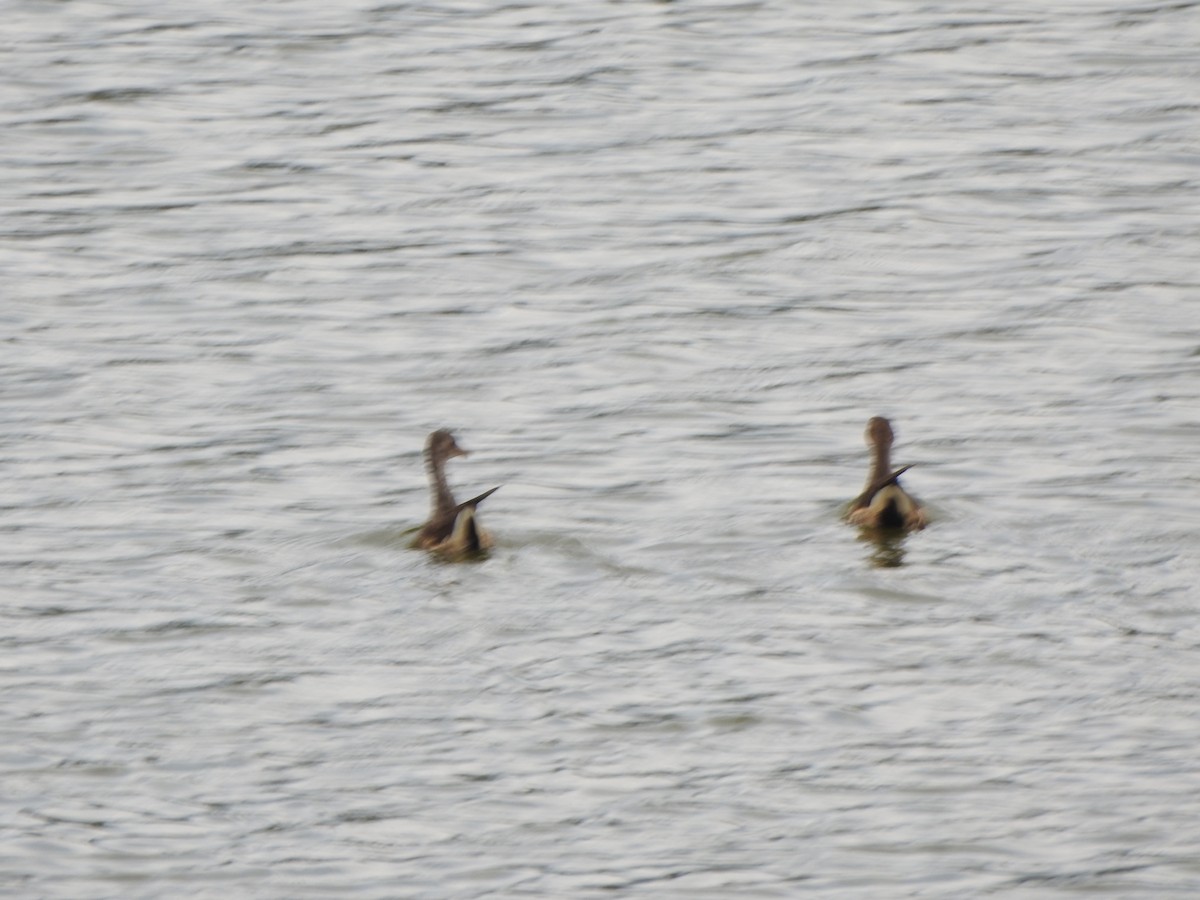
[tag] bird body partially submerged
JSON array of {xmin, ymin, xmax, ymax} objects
[
  {"xmin": 847, "ymin": 418, "xmax": 926, "ymax": 531},
  {"xmin": 414, "ymin": 430, "xmax": 499, "ymax": 557}
]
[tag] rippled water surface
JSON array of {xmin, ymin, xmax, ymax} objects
[{"xmin": 4, "ymin": 1, "xmax": 1199, "ymax": 897}]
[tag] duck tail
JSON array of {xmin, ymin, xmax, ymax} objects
[
  {"xmin": 450, "ymin": 506, "xmax": 483, "ymax": 553},
  {"xmin": 873, "ymin": 464, "xmax": 912, "ymax": 492},
  {"xmin": 459, "ymin": 485, "xmax": 500, "ymax": 510}
]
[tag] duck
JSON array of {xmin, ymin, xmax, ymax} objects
[
  {"xmin": 846, "ymin": 416, "xmax": 927, "ymax": 531},
  {"xmin": 413, "ymin": 429, "xmax": 500, "ymax": 556}
]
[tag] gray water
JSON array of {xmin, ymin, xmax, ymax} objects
[{"xmin": 3, "ymin": 1, "xmax": 1199, "ymax": 897}]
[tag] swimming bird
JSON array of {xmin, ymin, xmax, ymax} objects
[
  {"xmin": 413, "ymin": 429, "xmax": 499, "ymax": 556},
  {"xmin": 847, "ymin": 416, "xmax": 926, "ymax": 530}
]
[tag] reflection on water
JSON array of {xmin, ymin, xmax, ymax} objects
[
  {"xmin": 859, "ymin": 528, "xmax": 911, "ymax": 569},
  {"xmin": 3, "ymin": 0, "xmax": 1199, "ymax": 896}
]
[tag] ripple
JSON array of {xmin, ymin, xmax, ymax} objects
[{"xmin": 2, "ymin": 0, "xmax": 1199, "ymax": 896}]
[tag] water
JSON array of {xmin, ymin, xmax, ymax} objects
[{"xmin": 3, "ymin": 1, "xmax": 1198, "ymax": 896}]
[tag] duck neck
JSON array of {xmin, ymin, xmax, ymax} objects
[
  {"xmin": 427, "ymin": 454, "xmax": 457, "ymax": 516},
  {"xmin": 868, "ymin": 439, "xmax": 893, "ymax": 488}
]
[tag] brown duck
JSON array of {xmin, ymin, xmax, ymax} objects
[
  {"xmin": 413, "ymin": 429, "xmax": 499, "ymax": 556},
  {"xmin": 847, "ymin": 416, "xmax": 926, "ymax": 530}
]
